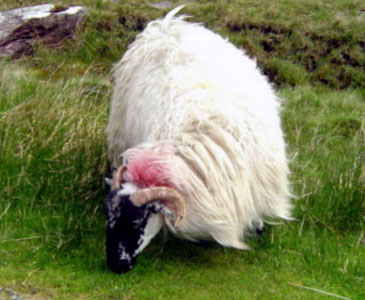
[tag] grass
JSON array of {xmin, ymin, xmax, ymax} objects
[
  {"xmin": 1, "ymin": 0, "xmax": 364, "ymax": 87},
  {"xmin": 0, "ymin": 0, "xmax": 364, "ymax": 299}
]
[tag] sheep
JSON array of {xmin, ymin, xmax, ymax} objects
[{"xmin": 104, "ymin": 6, "xmax": 292, "ymax": 274}]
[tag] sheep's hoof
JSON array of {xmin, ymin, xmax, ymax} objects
[
  {"xmin": 255, "ymin": 225, "xmax": 265, "ymax": 237},
  {"xmin": 193, "ymin": 240, "xmax": 211, "ymax": 248}
]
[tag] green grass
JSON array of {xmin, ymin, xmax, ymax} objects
[{"xmin": 0, "ymin": 0, "xmax": 364, "ymax": 299}]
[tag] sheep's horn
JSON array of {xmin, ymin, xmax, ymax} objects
[
  {"xmin": 130, "ymin": 187, "xmax": 186, "ymax": 227},
  {"xmin": 112, "ymin": 165, "xmax": 127, "ymax": 190}
]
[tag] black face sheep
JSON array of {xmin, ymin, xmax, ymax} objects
[{"xmin": 104, "ymin": 6, "xmax": 292, "ymax": 274}]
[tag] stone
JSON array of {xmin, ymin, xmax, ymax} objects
[
  {"xmin": 0, "ymin": 4, "xmax": 87, "ymax": 58},
  {"xmin": 148, "ymin": 1, "xmax": 173, "ymax": 10},
  {"xmin": 0, "ymin": 287, "xmax": 24, "ymax": 300}
]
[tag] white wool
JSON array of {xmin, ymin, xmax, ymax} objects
[
  {"xmin": 135, "ymin": 214, "xmax": 164, "ymax": 255},
  {"xmin": 117, "ymin": 182, "xmax": 139, "ymax": 196},
  {"xmin": 106, "ymin": 6, "xmax": 292, "ymax": 249}
]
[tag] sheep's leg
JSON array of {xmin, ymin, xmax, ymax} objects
[
  {"xmin": 254, "ymin": 221, "xmax": 265, "ymax": 237},
  {"xmin": 193, "ymin": 239, "xmax": 213, "ymax": 248}
]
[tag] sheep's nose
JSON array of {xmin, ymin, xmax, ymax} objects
[
  {"xmin": 107, "ymin": 258, "xmax": 133, "ymax": 274},
  {"xmin": 106, "ymin": 238, "xmax": 136, "ymax": 274}
]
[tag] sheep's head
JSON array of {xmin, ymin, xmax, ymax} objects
[{"xmin": 104, "ymin": 166, "xmax": 186, "ymax": 274}]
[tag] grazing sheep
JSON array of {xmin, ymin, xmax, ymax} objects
[{"xmin": 104, "ymin": 6, "xmax": 292, "ymax": 273}]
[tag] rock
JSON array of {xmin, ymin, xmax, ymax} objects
[
  {"xmin": 0, "ymin": 287, "xmax": 23, "ymax": 300},
  {"xmin": 148, "ymin": 1, "xmax": 174, "ymax": 10},
  {"xmin": 0, "ymin": 4, "xmax": 87, "ymax": 58}
]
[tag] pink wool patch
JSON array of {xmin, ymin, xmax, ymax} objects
[{"xmin": 124, "ymin": 152, "xmax": 175, "ymax": 188}]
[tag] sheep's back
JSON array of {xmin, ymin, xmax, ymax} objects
[{"xmin": 107, "ymin": 17, "xmax": 281, "ymax": 165}]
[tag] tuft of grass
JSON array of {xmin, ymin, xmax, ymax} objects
[
  {"xmin": 280, "ymin": 86, "xmax": 365, "ymax": 232},
  {"xmin": 0, "ymin": 60, "xmax": 110, "ymax": 253}
]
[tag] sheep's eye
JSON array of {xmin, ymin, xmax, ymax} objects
[{"xmin": 133, "ymin": 218, "xmax": 146, "ymax": 228}]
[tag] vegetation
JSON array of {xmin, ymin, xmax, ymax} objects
[{"xmin": 0, "ymin": 0, "xmax": 364, "ymax": 299}]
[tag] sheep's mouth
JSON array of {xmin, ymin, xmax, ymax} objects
[
  {"xmin": 106, "ymin": 239, "xmax": 137, "ymax": 274},
  {"xmin": 107, "ymin": 257, "xmax": 135, "ymax": 274}
]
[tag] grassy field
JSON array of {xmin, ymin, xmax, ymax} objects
[{"xmin": 0, "ymin": 0, "xmax": 364, "ymax": 299}]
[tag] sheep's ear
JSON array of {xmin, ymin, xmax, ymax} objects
[
  {"xmin": 105, "ymin": 167, "xmax": 117, "ymax": 187},
  {"xmin": 130, "ymin": 187, "xmax": 186, "ymax": 227},
  {"xmin": 105, "ymin": 177, "xmax": 113, "ymax": 187},
  {"xmin": 145, "ymin": 201, "xmax": 177, "ymax": 225},
  {"xmin": 146, "ymin": 201, "xmax": 173, "ymax": 216}
]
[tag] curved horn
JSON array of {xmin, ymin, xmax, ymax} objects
[
  {"xmin": 112, "ymin": 165, "xmax": 127, "ymax": 190},
  {"xmin": 130, "ymin": 187, "xmax": 186, "ymax": 227}
]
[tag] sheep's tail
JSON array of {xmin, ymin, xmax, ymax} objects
[
  {"xmin": 164, "ymin": 5, "xmax": 185, "ymax": 21},
  {"xmin": 153, "ymin": 5, "xmax": 191, "ymax": 32}
]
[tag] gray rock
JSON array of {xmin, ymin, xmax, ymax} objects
[
  {"xmin": 148, "ymin": 1, "xmax": 173, "ymax": 10},
  {"xmin": 0, "ymin": 287, "xmax": 23, "ymax": 300},
  {"xmin": 0, "ymin": 4, "xmax": 87, "ymax": 58}
]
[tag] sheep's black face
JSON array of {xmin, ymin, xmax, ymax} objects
[{"xmin": 104, "ymin": 183, "xmax": 162, "ymax": 274}]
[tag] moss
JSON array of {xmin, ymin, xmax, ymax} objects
[{"xmin": 50, "ymin": 4, "xmax": 68, "ymax": 13}]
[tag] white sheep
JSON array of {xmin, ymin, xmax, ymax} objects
[{"xmin": 104, "ymin": 6, "xmax": 292, "ymax": 273}]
